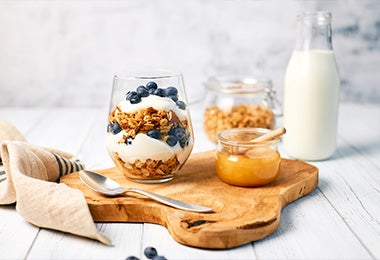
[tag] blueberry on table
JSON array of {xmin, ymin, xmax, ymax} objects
[
  {"xmin": 126, "ymin": 91, "xmax": 137, "ymax": 101},
  {"xmin": 153, "ymin": 88, "xmax": 165, "ymax": 97},
  {"xmin": 108, "ymin": 122, "xmax": 122, "ymax": 134},
  {"xmin": 147, "ymin": 129, "xmax": 161, "ymax": 140},
  {"xmin": 125, "ymin": 256, "xmax": 139, "ymax": 260},
  {"xmin": 146, "ymin": 81, "xmax": 158, "ymax": 90},
  {"xmin": 144, "ymin": 246, "xmax": 158, "ymax": 259},
  {"xmin": 164, "ymin": 86, "xmax": 178, "ymax": 97},
  {"xmin": 166, "ymin": 135, "xmax": 178, "ymax": 146},
  {"xmin": 176, "ymin": 100, "xmax": 186, "ymax": 110},
  {"xmin": 137, "ymin": 85, "xmax": 149, "ymax": 97}
]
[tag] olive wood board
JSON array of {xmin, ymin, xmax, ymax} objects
[{"xmin": 60, "ymin": 150, "xmax": 318, "ymax": 249}]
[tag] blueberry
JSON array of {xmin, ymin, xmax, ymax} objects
[
  {"xmin": 176, "ymin": 100, "xmax": 186, "ymax": 110},
  {"xmin": 126, "ymin": 91, "xmax": 137, "ymax": 101},
  {"xmin": 179, "ymin": 137, "xmax": 189, "ymax": 148},
  {"xmin": 166, "ymin": 135, "xmax": 178, "ymax": 147},
  {"xmin": 168, "ymin": 95, "xmax": 178, "ymax": 102},
  {"xmin": 108, "ymin": 122, "xmax": 122, "ymax": 134},
  {"xmin": 172, "ymin": 127, "xmax": 186, "ymax": 140},
  {"xmin": 125, "ymin": 256, "xmax": 139, "ymax": 260},
  {"xmin": 153, "ymin": 88, "xmax": 165, "ymax": 97},
  {"xmin": 147, "ymin": 129, "xmax": 161, "ymax": 140},
  {"xmin": 148, "ymin": 88, "xmax": 156, "ymax": 94},
  {"xmin": 130, "ymin": 95, "xmax": 141, "ymax": 104},
  {"xmin": 144, "ymin": 246, "xmax": 158, "ymax": 259},
  {"xmin": 152, "ymin": 256, "xmax": 167, "ymax": 260},
  {"xmin": 125, "ymin": 137, "xmax": 133, "ymax": 145},
  {"xmin": 164, "ymin": 86, "xmax": 178, "ymax": 97},
  {"xmin": 146, "ymin": 81, "xmax": 158, "ymax": 90},
  {"xmin": 137, "ymin": 85, "xmax": 149, "ymax": 97}
]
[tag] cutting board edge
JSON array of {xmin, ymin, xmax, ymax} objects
[
  {"xmin": 165, "ymin": 210, "xmax": 282, "ymax": 249},
  {"xmin": 279, "ymin": 162, "xmax": 319, "ymax": 207},
  {"xmin": 61, "ymin": 152, "xmax": 319, "ymax": 249}
]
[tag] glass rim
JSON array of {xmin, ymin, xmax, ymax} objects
[
  {"xmin": 204, "ymin": 75, "xmax": 273, "ymax": 94},
  {"xmin": 298, "ymin": 11, "xmax": 332, "ymax": 25},
  {"xmin": 217, "ymin": 128, "xmax": 280, "ymax": 147},
  {"xmin": 114, "ymin": 69, "xmax": 182, "ymax": 80}
]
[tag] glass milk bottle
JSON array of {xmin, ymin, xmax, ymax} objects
[{"xmin": 283, "ymin": 11, "xmax": 340, "ymax": 161}]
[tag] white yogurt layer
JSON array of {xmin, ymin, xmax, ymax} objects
[
  {"xmin": 107, "ymin": 95, "xmax": 193, "ymax": 168},
  {"xmin": 116, "ymin": 95, "xmax": 188, "ymax": 120},
  {"xmin": 106, "ymin": 132, "xmax": 193, "ymax": 165}
]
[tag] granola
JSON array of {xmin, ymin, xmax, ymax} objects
[
  {"xmin": 108, "ymin": 106, "xmax": 190, "ymax": 179},
  {"xmin": 203, "ymin": 104, "xmax": 274, "ymax": 142},
  {"xmin": 109, "ymin": 106, "xmax": 188, "ymax": 139},
  {"xmin": 106, "ymin": 82, "xmax": 193, "ymax": 181},
  {"xmin": 112, "ymin": 152, "xmax": 180, "ymax": 180}
]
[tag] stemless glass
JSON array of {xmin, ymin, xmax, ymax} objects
[{"xmin": 106, "ymin": 70, "xmax": 194, "ymax": 183}]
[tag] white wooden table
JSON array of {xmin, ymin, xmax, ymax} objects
[{"xmin": 0, "ymin": 102, "xmax": 379, "ymax": 259}]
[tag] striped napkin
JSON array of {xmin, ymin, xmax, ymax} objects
[{"xmin": 0, "ymin": 120, "xmax": 111, "ymax": 245}]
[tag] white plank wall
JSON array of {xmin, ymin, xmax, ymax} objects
[
  {"xmin": 0, "ymin": 102, "xmax": 379, "ymax": 259},
  {"xmin": 1, "ymin": 1, "xmax": 379, "ymax": 107}
]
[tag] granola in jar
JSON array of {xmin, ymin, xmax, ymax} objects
[{"xmin": 203, "ymin": 76, "xmax": 282, "ymax": 143}]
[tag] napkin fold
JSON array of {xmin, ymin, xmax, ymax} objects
[{"xmin": 0, "ymin": 120, "xmax": 111, "ymax": 245}]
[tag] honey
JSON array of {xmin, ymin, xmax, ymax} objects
[{"xmin": 216, "ymin": 128, "xmax": 281, "ymax": 187}]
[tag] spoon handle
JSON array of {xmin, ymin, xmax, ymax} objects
[{"xmin": 125, "ymin": 188, "xmax": 213, "ymax": 213}]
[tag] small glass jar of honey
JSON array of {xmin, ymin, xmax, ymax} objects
[{"xmin": 216, "ymin": 128, "xmax": 281, "ymax": 187}]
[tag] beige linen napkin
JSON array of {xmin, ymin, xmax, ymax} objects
[{"xmin": 0, "ymin": 120, "xmax": 111, "ymax": 245}]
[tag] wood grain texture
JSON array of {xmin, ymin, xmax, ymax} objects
[
  {"xmin": 1, "ymin": 105, "xmax": 378, "ymax": 259},
  {"xmin": 61, "ymin": 150, "xmax": 318, "ymax": 249}
]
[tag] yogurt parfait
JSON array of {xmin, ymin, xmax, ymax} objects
[{"xmin": 106, "ymin": 72, "xmax": 194, "ymax": 183}]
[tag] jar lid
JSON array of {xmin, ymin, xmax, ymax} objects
[{"xmin": 204, "ymin": 75, "xmax": 273, "ymax": 94}]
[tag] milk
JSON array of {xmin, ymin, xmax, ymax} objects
[{"xmin": 283, "ymin": 49, "xmax": 340, "ymax": 160}]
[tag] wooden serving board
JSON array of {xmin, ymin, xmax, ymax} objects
[{"xmin": 60, "ymin": 150, "xmax": 318, "ymax": 249}]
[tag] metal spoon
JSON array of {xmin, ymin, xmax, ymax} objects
[{"xmin": 78, "ymin": 170, "xmax": 213, "ymax": 213}]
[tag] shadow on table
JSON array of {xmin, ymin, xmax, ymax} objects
[{"xmin": 331, "ymin": 140, "xmax": 380, "ymax": 160}]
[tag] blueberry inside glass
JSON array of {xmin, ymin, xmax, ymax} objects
[{"xmin": 106, "ymin": 73, "xmax": 194, "ymax": 183}]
